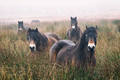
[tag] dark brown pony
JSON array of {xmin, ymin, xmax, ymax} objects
[
  {"xmin": 18, "ymin": 21, "xmax": 29, "ymax": 34},
  {"xmin": 67, "ymin": 17, "xmax": 82, "ymax": 43},
  {"xmin": 27, "ymin": 28, "xmax": 61, "ymax": 52},
  {"xmin": 50, "ymin": 26, "xmax": 97, "ymax": 69}
]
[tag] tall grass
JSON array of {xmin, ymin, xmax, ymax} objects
[
  {"xmin": 0, "ymin": 20, "xmax": 120, "ymax": 80},
  {"xmin": 112, "ymin": 20, "xmax": 120, "ymax": 32}
]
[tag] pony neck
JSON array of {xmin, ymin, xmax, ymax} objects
[
  {"xmin": 75, "ymin": 24, "xmax": 78, "ymax": 30},
  {"xmin": 75, "ymin": 31, "xmax": 87, "ymax": 57},
  {"xmin": 36, "ymin": 32, "xmax": 48, "ymax": 48},
  {"xmin": 75, "ymin": 31, "xmax": 95, "ymax": 66}
]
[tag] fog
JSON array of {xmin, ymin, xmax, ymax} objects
[{"xmin": 0, "ymin": 0, "xmax": 120, "ymax": 21}]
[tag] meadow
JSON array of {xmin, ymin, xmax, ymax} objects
[{"xmin": 0, "ymin": 20, "xmax": 120, "ymax": 80}]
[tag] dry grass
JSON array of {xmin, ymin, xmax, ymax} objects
[{"xmin": 0, "ymin": 20, "xmax": 120, "ymax": 80}]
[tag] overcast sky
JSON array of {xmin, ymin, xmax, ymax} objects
[{"xmin": 0, "ymin": 0, "xmax": 120, "ymax": 20}]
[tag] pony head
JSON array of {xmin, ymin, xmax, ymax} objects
[
  {"xmin": 18, "ymin": 21, "xmax": 24, "ymax": 31},
  {"xmin": 70, "ymin": 17, "xmax": 78, "ymax": 30},
  {"xmin": 85, "ymin": 25, "xmax": 97, "ymax": 52},
  {"xmin": 27, "ymin": 28, "xmax": 39, "ymax": 52}
]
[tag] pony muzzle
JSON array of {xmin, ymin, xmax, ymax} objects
[
  {"xmin": 19, "ymin": 27, "xmax": 22, "ymax": 31},
  {"xmin": 88, "ymin": 42, "xmax": 95, "ymax": 52},
  {"xmin": 72, "ymin": 26, "xmax": 75, "ymax": 29},
  {"xmin": 29, "ymin": 44, "xmax": 36, "ymax": 52}
]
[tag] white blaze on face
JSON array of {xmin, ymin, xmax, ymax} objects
[{"xmin": 72, "ymin": 26, "xmax": 75, "ymax": 29}]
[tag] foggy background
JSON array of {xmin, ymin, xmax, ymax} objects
[{"xmin": 0, "ymin": 0, "xmax": 120, "ymax": 22}]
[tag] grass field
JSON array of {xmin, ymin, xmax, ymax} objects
[{"xmin": 0, "ymin": 20, "xmax": 120, "ymax": 80}]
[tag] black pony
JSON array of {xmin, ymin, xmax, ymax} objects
[
  {"xmin": 50, "ymin": 26, "xmax": 97, "ymax": 69},
  {"xmin": 18, "ymin": 21, "xmax": 29, "ymax": 34},
  {"xmin": 27, "ymin": 28, "xmax": 61, "ymax": 52},
  {"xmin": 67, "ymin": 17, "xmax": 82, "ymax": 43}
]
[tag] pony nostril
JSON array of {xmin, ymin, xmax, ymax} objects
[
  {"xmin": 29, "ymin": 46, "xmax": 35, "ymax": 51},
  {"xmin": 88, "ymin": 46, "xmax": 95, "ymax": 51},
  {"xmin": 30, "ymin": 46, "xmax": 34, "ymax": 49},
  {"xmin": 32, "ymin": 46, "xmax": 35, "ymax": 49},
  {"xmin": 29, "ymin": 43, "xmax": 36, "ymax": 51},
  {"xmin": 29, "ymin": 47, "xmax": 32, "ymax": 49},
  {"xmin": 88, "ymin": 42, "xmax": 95, "ymax": 51}
]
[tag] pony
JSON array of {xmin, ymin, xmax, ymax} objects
[
  {"xmin": 67, "ymin": 17, "xmax": 82, "ymax": 43},
  {"xmin": 18, "ymin": 21, "xmax": 29, "ymax": 34},
  {"xmin": 50, "ymin": 26, "xmax": 97, "ymax": 69},
  {"xmin": 27, "ymin": 28, "xmax": 61, "ymax": 52},
  {"xmin": 31, "ymin": 20, "xmax": 40, "ymax": 24}
]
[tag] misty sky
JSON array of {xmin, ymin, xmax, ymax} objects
[{"xmin": 0, "ymin": 0, "xmax": 120, "ymax": 20}]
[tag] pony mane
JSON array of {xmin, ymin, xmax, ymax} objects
[
  {"xmin": 75, "ymin": 29, "xmax": 87, "ymax": 51},
  {"xmin": 36, "ymin": 31, "xmax": 48, "ymax": 49}
]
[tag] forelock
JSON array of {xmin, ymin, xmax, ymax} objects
[{"xmin": 87, "ymin": 27, "xmax": 96, "ymax": 33}]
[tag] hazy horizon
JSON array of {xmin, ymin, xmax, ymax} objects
[{"xmin": 0, "ymin": 0, "xmax": 120, "ymax": 22}]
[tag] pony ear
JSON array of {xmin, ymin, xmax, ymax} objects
[
  {"xmin": 86, "ymin": 25, "xmax": 88, "ymax": 29},
  {"xmin": 96, "ymin": 25, "xmax": 97, "ymax": 29},
  {"xmin": 36, "ymin": 28, "xmax": 38, "ymax": 32},
  {"xmin": 75, "ymin": 17, "xmax": 77, "ymax": 19},
  {"xmin": 28, "ymin": 28, "xmax": 31, "ymax": 32}
]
